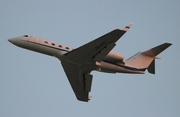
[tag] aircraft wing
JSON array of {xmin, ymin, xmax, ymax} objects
[
  {"xmin": 64, "ymin": 23, "xmax": 132, "ymax": 63},
  {"xmin": 61, "ymin": 60, "xmax": 93, "ymax": 102},
  {"xmin": 61, "ymin": 24, "xmax": 132, "ymax": 102}
]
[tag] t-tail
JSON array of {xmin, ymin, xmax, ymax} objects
[{"xmin": 125, "ymin": 43, "xmax": 172, "ymax": 74}]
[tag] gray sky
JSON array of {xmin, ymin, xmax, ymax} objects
[{"xmin": 1, "ymin": 0, "xmax": 180, "ymax": 117}]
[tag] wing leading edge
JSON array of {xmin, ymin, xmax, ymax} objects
[{"xmin": 61, "ymin": 23, "xmax": 132, "ymax": 101}]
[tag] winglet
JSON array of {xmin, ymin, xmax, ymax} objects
[
  {"xmin": 122, "ymin": 23, "xmax": 133, "ymax": 31},
  {"xmin": 88, "ymin": 96, "xmax": 92, "ymax": 101}
]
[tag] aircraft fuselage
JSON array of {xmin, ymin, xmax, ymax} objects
[{"xmin": 8, "ymin": 35, "xmax": 145, "ymax": 74}]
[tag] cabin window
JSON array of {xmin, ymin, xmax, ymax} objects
[
  {"xmin": 44, "ymin": 41, "xmax": 48, "ymax": 44},
  {"xmin": 65, "ymin": 47, "xmax": 69, "ymax": 49},
  {"xmin": 59, "ymin": 45, "xmax": 62, "ymax": 48},
  {"xmin": 24, "ymin": 35, "xmax": 28, "ymax": 37},
  {"xmin": 51, "ymin": 43, "xmax": 55, "ymax": 46}
]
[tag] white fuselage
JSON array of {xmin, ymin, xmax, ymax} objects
[{"xmin": 8, "ymin": 35, "xmax": 145, "ymax": 74}]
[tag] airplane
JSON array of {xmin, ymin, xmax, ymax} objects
[{"xmin": 8, "ymin": 23, "xmax": 172, "ymax": 102}]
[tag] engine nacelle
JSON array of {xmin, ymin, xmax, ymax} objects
[{"xmin": 104, "ymin": 51, "xmax": 124, "ymax": 63}]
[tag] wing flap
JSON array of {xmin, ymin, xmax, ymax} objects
[
  {"xmin": 84, "ymin": 74, "xmax": 93, "ymax": 92},
  {"xmin": 93, "ymin": 43, "xmax": 116, "ymax": 62}
]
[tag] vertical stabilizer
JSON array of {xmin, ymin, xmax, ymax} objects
[
  {"xmin": 147, "ymin": 59, "xmax": 155, "ymax": 74},
  {"xmin": 125, "ymin": 43, "xmax": 172, "ymax": 74}
]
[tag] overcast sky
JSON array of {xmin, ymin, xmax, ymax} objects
[{"xmin": 1, "ymin": 0, "xmax": 180, "ymax": 117}]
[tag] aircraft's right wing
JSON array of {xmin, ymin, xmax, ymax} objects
[{"xmin": 61, "ymin": 60, "xmax": 93, "ymax": 102}]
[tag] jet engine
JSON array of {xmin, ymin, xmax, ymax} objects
[{"xmin": 104, "ymin": 51, "xmax": 124, "ymax": 63}]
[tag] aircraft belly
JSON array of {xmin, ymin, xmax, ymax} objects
[
  {"xmin": 99, "ymin": 61, "xmax": 124, "ymax": 73},
  {"xmin": 99, "ymin": 61, "xmax": 144, "ymax": 74},
  {"xmin": 23, "ymin": 42, "xmax": 59, "ymax": 57}
]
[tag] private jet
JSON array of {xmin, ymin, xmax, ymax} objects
[{"xmin": 8, "ymin": 23, "xmax": 172, "ymax": 102}]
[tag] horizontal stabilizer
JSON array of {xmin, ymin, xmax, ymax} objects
[
  {"xmin": 141, "ymin": 43, "xmax": 172, "ymax": 57},
  {"xmin": 125, "ymin": 43, "xmax": 172, "ymax": 74}
]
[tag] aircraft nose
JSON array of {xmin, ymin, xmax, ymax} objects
[
  {"xmin": 8, "ymin": 36, "xmax": 28, "ymax": 48},
  {"xmin": 8, "ymin": 38, "xmax": 15, "ymax": 44},
  {"xmin": 8, "ymin": 38, "xmax": 20, "ymax": 45}
]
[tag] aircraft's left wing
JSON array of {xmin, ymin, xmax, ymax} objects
[{"xmin": 64, "ymin": 23, "xmax": 132, "ymax": 64}]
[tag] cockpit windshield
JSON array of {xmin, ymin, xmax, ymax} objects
[{"xmin": 24, "ymin": 35, "xmax": 28, "ymax": 37}]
